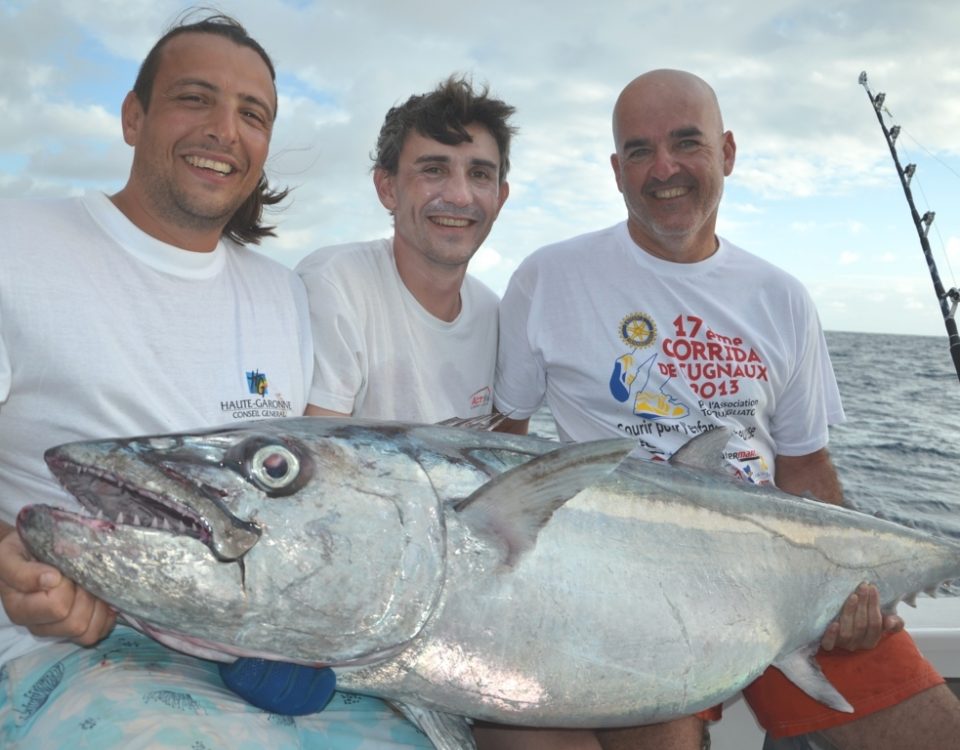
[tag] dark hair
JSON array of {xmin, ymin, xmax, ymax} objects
[
  {"xmin": 374, "ymin": 75, "xmax": 517, "ymax": 183},
  {"xmin": 132, "ymin": 10, "xmax": 288, "ymax": 245}
]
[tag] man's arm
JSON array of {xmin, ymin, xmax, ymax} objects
[
  {"xmin": 0, "ymin": 520, "xmax": 116, "ymax": 645},
  {"xmin": 493, "ymin": 415, "xmax": 529, "ymax": 435},
  {"xmin": 774, "ymin": 447, "xmax": 843, "ymax": 505},
  {"xmin": 305, "ymin": 404, "xmax": 350, "ymax": 417},
  {"xmin": 775, "ymin": 448, "xmax": 903, "ymax": 651}
]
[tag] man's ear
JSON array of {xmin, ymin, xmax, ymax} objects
[
  {"xmin": 373, "ymin": 167, "xmax": 397, "ymax": 212},
  {"xmin": 722, "ymin": 130, "xmax": 737, "ymax": 177},
  {"xmin": 610, "ymin": 153, "xmax": 624, "ymax": 194},
  {"xmin": 495, "ymin": 180, "xmax": 510, "ymax": 215},
  {"xmin": 120, "ymin": 91, "xmax": 146, "ymax": 148}
]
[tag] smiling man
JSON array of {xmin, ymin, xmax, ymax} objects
[
  {"xmin": 0, "ymin": 13, "xmax": 432, "ymax": 749},
  {"xmin": 493, "ymin": 68, "xmax": 960, "ymax": 750},
  {"xmin": 297, "ymin": 76, "xmax": 513, "ymax": 423}
]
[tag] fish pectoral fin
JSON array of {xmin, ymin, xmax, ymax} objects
[
  {"xmin": 455, "ymin": 438, "xmax": 635, "ymax": 565},
  {"xmin": 391, "ymin": 701, "xmax": 476, "ymax": 750},
  {"xmin": 668, "ymin": 428, "xmax": 731, "ymax": 473},
  {"xmin": 773, "ymin": 646, "xmax": 854, "ymax": 713}
]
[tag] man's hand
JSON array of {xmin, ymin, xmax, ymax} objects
[
  {"xmin": 820, "ymin": 582, "xmax": 904, "ymax": 652},
  {"xmin": 0, "ymin": 527, "xmax": 116, "ymax": 645}
]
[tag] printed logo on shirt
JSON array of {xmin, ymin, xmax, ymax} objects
[
  {"xmin": 736, "ymin": 453, "xmax": 771, "ymax": 484},
  {"xmin": 246, "ymin": 370, "xmax": 269, "ymax": 396},
  {"xmin": 218, "ymin": 369, "xmax": 295, "ymax": 420},
  {"xmin": 619, "ymin": 313, "xmax": 657, "ymax": 349},
  {"xmin": 609, "ymin": 311, "xmax": 774, "ymax": 484},
  {"xmin": 610, "ymin": 312, "xmax": 688, "ymax": 422},
  {"xmin": 470, "ymin": 386, "xmax": 492, "ymax": 410},
  {"xmin": 661, "ymin": 316, "xmax": 768, "ymax": 399}
]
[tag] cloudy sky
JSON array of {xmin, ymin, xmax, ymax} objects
[{"xmin": 3, "ymin": 0, "xmax": 959, "ymax": 337}]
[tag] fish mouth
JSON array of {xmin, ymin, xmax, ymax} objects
[
  {"xmin": 44, "ymin": 453, "xmax": 214, "ymax": 545},
  {"xmin": 41, "ymin": 442, "xmax": 263, "ymax": 561}
]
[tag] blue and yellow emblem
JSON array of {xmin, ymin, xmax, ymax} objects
[
  {"xmin": 609, "ymin": 312, "xmax": 688, "ymax": 421},
  {"xmin": 619, "ymin": 313, "xmax": 657, "ymax": 349},
  {"xmin": 246, "ymin": 370, "xmax": 269, "ymax": 396}
]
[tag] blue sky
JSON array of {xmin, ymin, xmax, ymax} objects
[{"xmin": 3, "ymin": 0, "xmax": 959, "ymax": 337}]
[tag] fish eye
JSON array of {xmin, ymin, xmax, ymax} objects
[{"xmin": 249, "ymin": 445, "xmax": 300, "ymax": 490}]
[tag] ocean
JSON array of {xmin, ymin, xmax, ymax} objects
[{"xmin": 529, "ymin": 329, "xmax": 960, "ymax": 548}]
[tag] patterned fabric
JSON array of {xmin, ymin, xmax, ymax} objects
[{"xmin": 0, "ymin": 627, "xmax": 432, "ymax": 749}]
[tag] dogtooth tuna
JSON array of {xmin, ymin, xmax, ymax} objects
[{"xmin": 16, "ymin": 417, "xmax": 960, "ymax": 749}]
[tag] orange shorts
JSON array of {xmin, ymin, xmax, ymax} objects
[{"xmin": 697, "ymin": 630, "xmax": 944, "ymax": 738}]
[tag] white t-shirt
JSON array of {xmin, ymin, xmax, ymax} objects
[
  {"xmin": 495, "ymin": 221, "xmax": 844, "ymax": 483},
  {"xmin": 0, "ymin": 192, "xmax": 313, "ymax": 665},
  {"xmin": 296, "ymin": 238, "xmax": 499, "ymax": 423}
]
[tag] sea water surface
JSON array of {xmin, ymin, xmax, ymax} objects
[
  {"xmin": 530, "ymin": 330, "xmax": 960, "ymax": 542},
  {"xmin": 825, "ymin": 331, "xmax": 960, "ymax": 541}
]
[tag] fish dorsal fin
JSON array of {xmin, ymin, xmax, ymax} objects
[
  {"xmin": 455, "ymin": 438, "xmax": 635, "ymax": 566},
  {"xmin": 772, "ymin": 645, "xmax": 854, "ymax": 713},
  {"xmin": 390, "ymin": 701, "xmax": 476, "ymax": 750},
  {"xmin": 668, "ymin": 428, "xmax": 731, "ymax": 472},
  {"xmin": 437, "ymin": 413, "xmax": 507, "ymax": 431}
]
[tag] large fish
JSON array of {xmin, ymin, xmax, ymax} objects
[{"xmin": 17, "ymin": 417, "xmax": 960, "ymax": 749}]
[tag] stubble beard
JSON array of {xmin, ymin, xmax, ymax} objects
[
  {"xmin": 140, "ymin": 162, "xmax": 248, "ymax": 235},
  {"xmin": 629, "ymin": 183, "xmax": 723, "ymax": 253}
]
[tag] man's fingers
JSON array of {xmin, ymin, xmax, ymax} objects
[
  {"xmin": 70, "ymin": 601, "xmax": 117, "ymax": 647},
  {"xmin": 884, "ymin": 614, "xmax": 905, "ymax": 633},
  {"xmin": 12, "ymin": 578, "xmax": 89, "ymax": 630},
  {"xmin": 835, "ymin": 590, "xmax": 859, "ymax": 644},
  {"xmin": 0, "ymin": 532, "xmax": 62, "ymax": 593},
  {"xmin": 833, "ymin": 583, "xmax": 884, "ymax": 651},
  {"xmin": 861, "ymin": 584, "xmax": 883, "ymax": 647},
  {"xmin": 0, "ymin": 527, "xmax": 114, "ymax": 646},
  {"xmin": 820, "ymin": 620, "xmax": 840, "ymax": 652}
]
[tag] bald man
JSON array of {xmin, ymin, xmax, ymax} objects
[{"xmin": 490, "ymin": 69, "xmax": 960, "ymax": 750}]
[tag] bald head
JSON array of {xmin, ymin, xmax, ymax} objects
[
  {"xmin": 608, "ymin": 68, "xmax": 735, "ymax": 263},
  {"xmin": 613, "ymin": 70, "xmax": 724, "ymax": 151}
]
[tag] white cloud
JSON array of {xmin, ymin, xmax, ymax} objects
[
  {"xmin": 947, "ymin": 237, "xmax": 960, "ymax": 261},
  {"xmin": 3, "ymin": 0, "xmax": 960, "ymax": 336},
  {"xmin": 839, "ymin": 251, "xmax": 860, "ymax": 266}
]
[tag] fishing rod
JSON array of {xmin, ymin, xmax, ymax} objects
[{"xmin": 859, "ymin": 71, "xmax": 960, "ymax": 384}]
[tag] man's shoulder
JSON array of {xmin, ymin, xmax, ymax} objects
[
  {"xmin": 462, "ymin": 273, "xmax": 500, "ymax": 309},
  {"xmin": 512, "ymin": 223, "xmax": 623, "ymax": 281},
  {"xmin": 535, "ymin": 223, "xmax": 622, "ymax": 257},
  {"xmin": 0, "ymin": 195, "xmax": 81, "ymax": 223},
  {"xmin": 222, "ymin": 243, "xmax": 305, "ymax": 305},
  {"xmin": 228, "ymin": 241, "xmax": 295, "ymax": 275},
  {"xmin": 0, "ymin": 196, "xmax": 95, "ymax": 264},
  {"xmin": 295, "ymin": 238, "xmax": 391, "ymax": 279},
  {"xmin": 719, "ymin": 237, "xmax": 809, "ymax": 290}
]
